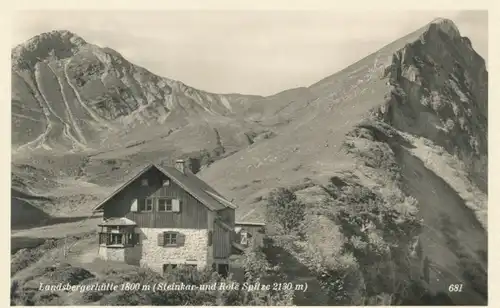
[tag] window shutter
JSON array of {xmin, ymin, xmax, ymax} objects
[
  {"xmin": 208, "ymin": 230, "xmax": 213, "ymax": 246},
  {"xmin": 99, "ymin": 232, "xmax": 108, "ymax": 244},
  {"xmin": 131, "ymin": 199, "xmax": 138, "ymax": 212},
  {"xmin": 177, "ymin": 232, "xmax": 186, "ymax": 246},
  {"xmin": 138, "ymin": 199, "xmax": 145, "ymax": 212},
  {"xmin": 157, "ymin": 232, "xmax": 165, "ymax": 246},
  {"xmin": 172, "ymin": 199, "xmax": 181, "ymax": 212},
  {"xmin": 125, "ymin": 233, "xmax": 132, "ymax": 245},
  {"xmin": 131, "ymin": 233, "xmax": 138, "ymax": 245},
  {"xmin": 241, "ymin": 231, "xmax": 248, "ymax": 245}
]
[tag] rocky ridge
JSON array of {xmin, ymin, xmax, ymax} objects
[{"xmin": 11, "ymin": 18, "xmax": 488, "ymax": 305}]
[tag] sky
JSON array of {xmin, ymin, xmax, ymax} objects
[{"xmin": 11, "ymin": 10, "xmax": 488, "ymax": 96}]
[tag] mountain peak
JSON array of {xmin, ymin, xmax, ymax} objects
[
  {"xmin": 12, "ymin": 30, "xmax": 87, "ymax": 70},
  {"xmin": 47, "ymin": 30, "xmax": 86, "ymax": 43},
  {"xmin": 427, "ymin": 17, "xmax": 461, "ymax": 39},
  {"xmin": 14, "ymin": 29, "xmax": 87, "ymax": 51}
]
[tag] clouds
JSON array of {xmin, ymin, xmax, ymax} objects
[{"xmin": 11, "ymin": 10, "xmax": 488, "ymax": 95}]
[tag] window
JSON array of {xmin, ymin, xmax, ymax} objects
[
  {"xmin": 158, "ymin": 231, "xmax": 184, "ymax": 247},
  {"xmin": 141, "ymin": 179, "xmax": 149, "ymax": 186},
  {"xmin": 99, "ymin": 226, "xmax": 139, "ymax": 247},
  {"xmin": 99, "ymin": 233, "xmax": 139, "ymax": 246},
  {"xmin": 165, "ymin": 232, "xmax": 177, "ymax": 246},
  {"xmin": 158, "ymin": 198, "xmax": 173, "ymax": 212},
  {"xmin": 146, "ymin": 199, "xmax": 154, "ymax": 211},
  {"xmin": 163, "ymin": 264, "xmax": 177, "ymax": 274},
  {"xmin": 126, "ymin": 233, "xmax": 139, "ymax": 245},
  {"xmin": 110, "ymin": 233, "xmax": 123, "ymax": 245},
  {"xmin": 107, "ymin": 226, "xmax": 120, "ymax": 232},
  {"xmin": 140, "ymin": 198, "xmax": 154, "ymax": 212}
]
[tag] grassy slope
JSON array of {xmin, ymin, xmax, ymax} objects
[
  {"xmin": 10, "ymin": 19, "xmax": 487, "ymax": 305},
  {"xmin": 11, "ymin": 32, "xmax": 270, "ymax": 221},
  {"xmin": 198, "ymin": 22, "xmax": 428, "ymax": 221},
  {"xmin": 199, "ymin": 20, "xmax": 487, "ymax": 304}
]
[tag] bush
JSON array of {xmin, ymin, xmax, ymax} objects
[
  {"xmin": 318, "ymin": 266, "xmax": 364, "ymax": 305},
  {"xmin": 266, "ymin": 188, "xmax": 305, "ymax": 234},
  {"xmin": 317, "ymin": 172, "xmax": 423, "ymax": 305},
  {"xmin": 10, "ymin": 281, "xmax": 39, "ymax": 306},
  {"xmin": 32, "ymin": 291, "xmax": 63, "ymax": 305},
  {"xmin": 81, "ymin": 289, "xmax": 104, "ymax": 303},
  {"xmin": 100, "ymin": 291, "xmax": 153, "ymax": 306},
  {"xmin": 44, "ymin": 263, "xmax": 94, "ymax": 285},
  {"xmin": 11, "ymin": 239, "xmax": 59, "ymax": 275},
  {"xmin": 79, "ymin": 277, "xmax": 108, "ymax": 303},
  {"xmin": 96, "ymin": 265, "xmax": 220, "ymax": 305},
  {"xmin": 239, "ymin": 245, "xmax": 295, "ymax": 306},
  {"xmin": 458, "ymin": 255, "xmax": 487, "ymax": 300}
]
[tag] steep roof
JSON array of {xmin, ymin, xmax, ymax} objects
[
  {"xmin": 235, "ymin": 221, "xmax": 266, "ymax": 226},
  {"xmin": 92, "ymin": 163, "xmax": 237, "ymax": 212},
  {"xmin": 98, "ymin": 217, "xmax": 137, "ymax": 226}
]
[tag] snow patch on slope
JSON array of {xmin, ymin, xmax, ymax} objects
[{"xmin": 219, "ymin": 95, "xmax": 233, "ymax": 112}]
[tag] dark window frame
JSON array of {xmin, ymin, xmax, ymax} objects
[
  {"xmin": 140, "ymin": 198, "xmax": 154, "ymax": 212},
  {"xmin": 99, "ymin": 230, "xmax": 139, "ymax": 247},
  {"xmin": 165, "ymin": 232, "xmax": 178, "ymax": 246},
  {"xmin": 110, "ymin": 233, "xmax": 123, "ymax": 245},
  {"xmin": 158, "ymin": 198, "xmax": 173, "ymax": 212}
]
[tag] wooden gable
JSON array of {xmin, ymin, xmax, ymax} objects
[{"xmin": 102, "ymin": 166, "xmax": 209, "ymax": 229}]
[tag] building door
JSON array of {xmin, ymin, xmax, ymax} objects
[
  {"xmin": 217, "ymin": 264, "xmax": 229, "ymax": 278},
  {"xmin": 163, "ymin": 264, "xmax": 177, "ymax": 274}
]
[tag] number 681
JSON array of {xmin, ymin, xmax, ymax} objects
[{"xmin": 448, "ymin": 284, "xmax": 463, "ymax": 292}]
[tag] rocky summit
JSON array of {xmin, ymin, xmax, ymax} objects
[{"xmin": 11, "ymin": 18, "xmax": 487, "ymax": 305}]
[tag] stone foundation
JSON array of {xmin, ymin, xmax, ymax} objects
[
  {"xmin": 96, "ymin": 227, "xmax": 211, "ymax": 273},
  {"xmin": 138, "ymin": 227, "xmax": 209, "ymax": 273},
  {"xmin": 97, "ymin": 245, "xmax": 141, "ymax": 266}
]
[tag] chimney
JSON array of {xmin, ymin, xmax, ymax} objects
[{"xmin": 175, "ymin": 159, "xmax": 186, "ymax": 174}]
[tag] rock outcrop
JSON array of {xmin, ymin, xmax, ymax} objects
[
  {"xmin": 12, "ymin": 30, "xmax": 262, "ymax": 154},
  {"xmin": 11, "ymin": 18, "xmax": 488, "ymax": 305}
]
